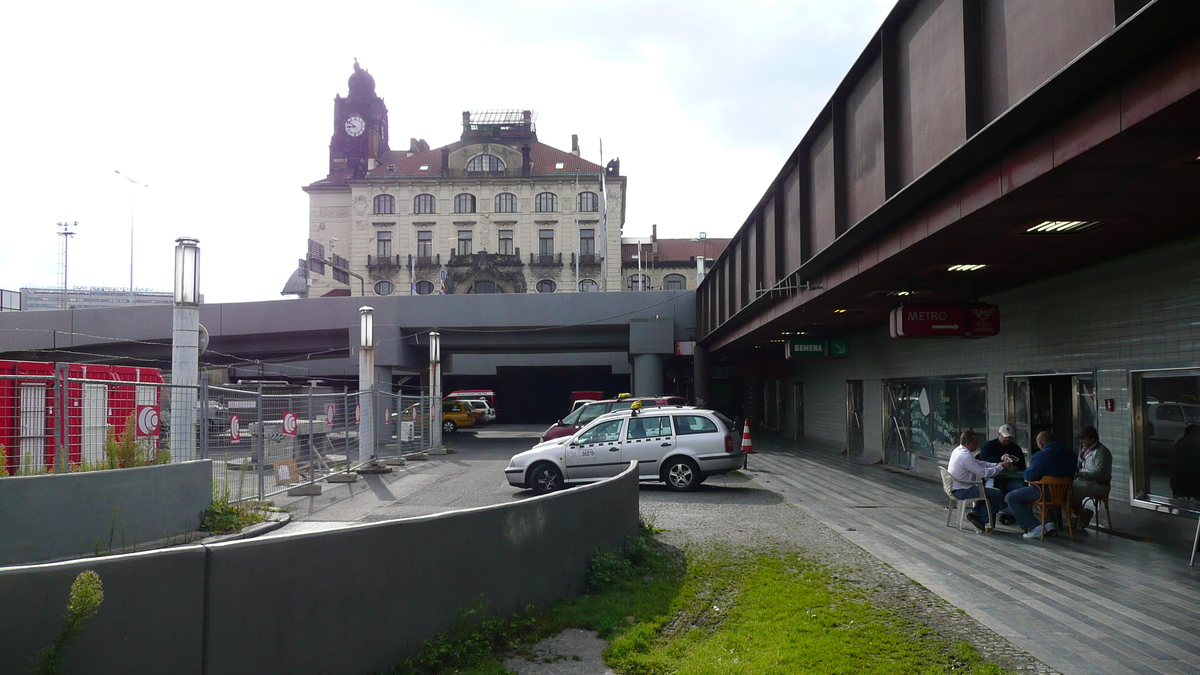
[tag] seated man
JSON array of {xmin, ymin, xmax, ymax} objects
[
  {"xmin": 1071, "ymin": 426, "xmax": 1112, "ymax": 530},
  {"xmin": 978, "ymin": 424, "xmax": 1027, "ymax": 524},
  {"xmin": 1005, "ymin": 431, "xmax": 1078, "ymax": 539},
  {"xmin": 947, "ymin": 430, "xmax": 1012, "ymax": 532}
]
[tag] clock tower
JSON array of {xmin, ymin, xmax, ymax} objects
[{"xmin": 329, "ymin": 60, "xmax": 389, "ymax": 178}]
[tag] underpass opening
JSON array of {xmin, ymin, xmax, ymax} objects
[{"xmin": 444, "ymin": 366, "xmax": 629, "ymax": 424}]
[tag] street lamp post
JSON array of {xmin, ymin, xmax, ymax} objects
[
  {"xmin": 429, "ymin": 331, "xmax": 443, "ymax": 452},
  {"xmin": 170, "ymin": 237, "xmax": 201, "ymax": 462},
  {"xmin": 115, "ymin": 171, "xmax": 148, "ymax": 305},
  {"xmin": 358, "ymin": 306, "xmax": 375, "ymax": 466}
]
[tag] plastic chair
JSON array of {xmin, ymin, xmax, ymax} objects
[
  {"xmin": 1028, "ymin": 477, "xmax": 1074, "ymax": 541},
  {"xmin": 939, "ymin": 467, "xmax": 993, "ymax": 532}
]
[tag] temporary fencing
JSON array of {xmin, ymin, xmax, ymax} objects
[{"xmin": 1, "ymin": 361, "xmax": 436, "ymax": 503}]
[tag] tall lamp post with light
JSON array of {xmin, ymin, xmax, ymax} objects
[
  {"xmin": 358, "ymin": 306, "xmax": 376, "ymax": 467},
  {"xmin": 429, "ymin": 330, "xmax": 443, "ymax": 452},
  {"xmin": 115, "ymin": 170, "xmax": 149, "ymax": 305},
  {"xmin": 170, "ymin": 237, "xmax": 201, "ymax": 462}
]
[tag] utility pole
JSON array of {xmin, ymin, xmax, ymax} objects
[
  {"xmin": 56, "ymin": 221, "xmax": 77, "ymax": 310},
  {"xmin": 115, "ymin": 170, "xmax": 149, "ymax": 305}
]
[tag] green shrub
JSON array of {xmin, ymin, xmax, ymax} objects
[{"xmin": 30, "ymin": 570, "xmax": 104, "ymax": 675}]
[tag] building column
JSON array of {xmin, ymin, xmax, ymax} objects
[
  {"xmin": 694, "ymin": 344, "xmax": 711, "ymax": 407},
  {"xmin": 632, "ymin": 353, "xmax": 664, "ymax": 397}
]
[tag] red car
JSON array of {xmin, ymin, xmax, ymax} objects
[{"xmin": 540, "ymin": 395, "xmax": 687, "ymax": 442}]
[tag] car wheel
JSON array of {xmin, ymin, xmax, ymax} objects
[
  {"xmin": 662, "ymin": 457, "xmax": 700, "ymax": 491},
  {"xmin": 529, "ymin": 463, "xmax": 563, "ymax": 495},
  {"xmin": 442, "ymin": 420, "xmax": 458, "ymax": 434}
]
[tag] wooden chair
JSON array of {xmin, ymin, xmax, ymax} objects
[
  {"xmin": 1028, "ymin": 477, "xmax": 1074, "ymax": 540},
  {"xmin": 939, "ymin": 467, "xmax": 993, "ymax": 532}
]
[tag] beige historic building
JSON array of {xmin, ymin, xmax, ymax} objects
[
  {"xmin": 621, "ymin": 226, "xmax": 730, "ymax": 293},
  {"xmin": 289, "ymin": 63, "xmax": 626, "ymax": 298}
]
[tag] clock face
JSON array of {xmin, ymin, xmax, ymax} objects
[{"xmin": 344, "ymin": 115, "xmax": 366, "ymax": 137}]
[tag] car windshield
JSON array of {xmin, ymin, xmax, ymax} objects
[
  {"xmin": 561, "ymin": 407, "xmax": 583, "ymax": 425},
  {"xmin": 1186, "ymin": 406, "xmax": 1200, "ymax": 423}
]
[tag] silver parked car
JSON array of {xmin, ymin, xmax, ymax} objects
[{"xmin": 505, "ymin": 406, "xmax": 743, "ymax": 494}]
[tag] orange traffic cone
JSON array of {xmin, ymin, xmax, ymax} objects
[{"xmin": 741, "ymin": 419, "xmax": 754, "ymax": 469}]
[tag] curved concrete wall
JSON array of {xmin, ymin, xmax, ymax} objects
[
  {"xmin": 0, "ymin": 462, "xmax": 640, "ymax": 675},
  {"xmin": 0, "ymin": 460, "xmax": 213, "ymax": 566}
]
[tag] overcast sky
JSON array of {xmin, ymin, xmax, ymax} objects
[{"xmin": 0, "ymin": 0, "xmax": 892, "ymax": 305}]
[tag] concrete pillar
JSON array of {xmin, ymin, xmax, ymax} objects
[
  {"xmin": 358, "ymin": 340, "xmax": 375, "ymax": 463},
  {"xmin": 169, "ymin": 304, "xmax": 199, "ymax": 462},
  {"xmin": 632, "ymin": 353, "xmax": 664, "ymax": 397},
  {"xmin": 694, "ymin": 343, "xmax": 711, "ymax": 407}
]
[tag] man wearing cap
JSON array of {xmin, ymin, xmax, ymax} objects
[
  {"xmin": 1071, "ymin": 426, "xmax": 1112, "ymax": 530},
  {"xmin": 948, "ymin": 430, "xmax": 1013, "ymax": 532},
  {"xmin": 978, "ymin": 424, "xmax": 1027, "ymax": 525}
]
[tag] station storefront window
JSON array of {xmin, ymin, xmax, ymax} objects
[
  {"xmin": 1131, "ymin": 368, "xmax": 1200, "ymax": 511},
  {"xmin": 884, "ymin": 376, "xmax": 986, "ymax": 467}
]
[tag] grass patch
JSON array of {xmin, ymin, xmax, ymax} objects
[{"xmin": 383, "ymin": 523, "xmax": 1006, "ymax": 675}]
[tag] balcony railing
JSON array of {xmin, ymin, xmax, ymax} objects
[
  {"xmin": 408, "ymin": 253, "xmax": 441, "ymax": 270},
  {"xmin": 448, "ymin": 250, "xmax": 524, "ymax": 267},
  {"xmin": 530, "ymin": 252, "xmax": 563, "ymax": 266},
  {"xmin": 574, "ymin": 253, "xmax": 602, "ymax": 266},
  {"xmin": 367, "ymin": 254, "xmax": 403, "ymax": 270}
]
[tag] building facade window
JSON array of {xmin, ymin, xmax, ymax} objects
[
  {"xmin": 536, "ymin": 279, "xmax": 557, "ymax": 293},
  {"xmin": 417, "ymin": 231, "xmax": 432, "ymax": 258},
  {"xmin": 577, "ymin": 191, "xmax": 598, "ymax": 212},
  {"xmin": 628, "ymin": 274, "xmax": 651, "ymax": 291},
  {"xmin": 664, "ymin": 273, "xmax": 686, "ymax": 290},
  {"xmin": 377, "ymin": 232, "xmax": 392, "ymax": 258},
  {"xmin": 454, "ymin": 193, "xmax": 476, "ymax": 213},
  {"xmin": 495, "ymin": 192, "xmax": 517, "ymax": 213},
  {"xmin": 539, "ymin": 229, "xmax": 554, "ymax": 256},
  {"xmin": 499, "ymin": 230, "xmax": 514, "ymax": 256},
  {"xmin": 414, "ymin": 193, "xmax": 436, "ymax": 214},
  {"xmin": 413, "ymin": 280, "xmax": 434, "ymax": 295},
  {"xmin": 374, "ymin": 280, "xmax": 394, "ymax": 296},
  {"xmin": 466, "ymin": 154, "xmax": 505, "ymax": 172},
  {"xmin": 535, "ymin": 192, "xmax": 557, "ymax": 212},
  {"xmin": 884, "ymin": 377, "xmax": 987, "ymax": 461},
  {"xmin": 580, "ymin": 229, "xmax": 595, "ymax": 256},
  {"xmin": 578, "ymin": 279, "xmax": 598, "ymax": 292},
  {"xmin": 458, "ymin": 230, "xmax": 473, "ymax": 255},
  {"xmin": 374, "ymin": 194, "xmax": 395, "ymax": 214},
  {"xmin": 473, "ymin": 280, "xmax": 500, "ymax": 294}
]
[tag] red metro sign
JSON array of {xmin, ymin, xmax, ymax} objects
[{"xmin": 891, "ymin": 304, "xmax": 1000, "ymax": 338}]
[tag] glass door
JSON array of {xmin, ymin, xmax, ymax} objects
[
  {"xmin": 884, "ymin": 382, "xmax": 913, "ymax": 468},
  {"xmin": 1006, "ymin": 377, "xmax": 1031, "ymax": 454}
]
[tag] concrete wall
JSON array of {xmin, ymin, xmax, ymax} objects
[
  {"xmin": 0, "ymin": 462, "xmax": 641, "ymax": 675},
  {"xmin": 0, "ymin": 460, "xmax": 212, "ymax": 566}
]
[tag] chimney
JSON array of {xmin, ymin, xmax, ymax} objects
[
  {"xmin": 462, "ymin": 111, "xmax": 471, "ymax": 135},
  {"xmin": 521, "ymin": 145, "xmax": 532, "ymax": 176},
  {"xmin": 523, "ymin": 110, "xmax": 532, "ymax": 133},
  {"xmin": 571, "ymin": 134, "xmax": 580, "ymax": 156},
  {"xmin": 441, "ymin": 147, "xmax": 450, "ymax": 177}
]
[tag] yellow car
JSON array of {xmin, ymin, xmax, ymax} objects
[{"xmin": 442, "ymin": 401, "xmax": 476, "ymax": 434}]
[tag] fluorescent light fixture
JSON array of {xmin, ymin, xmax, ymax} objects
[
  {"xmin": 1026, "ymin": 220, "xmax": 1103, "ymax": 234},
  {"xmin": 833, "ymin": 309, "xmax": 849, "ymax": 314},
  {"xmin": 946, "ymin": 264, "xmax": 988, "ymax": 272}
]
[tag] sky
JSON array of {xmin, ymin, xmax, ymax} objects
[{"xmin": 0, "ymin": 0, "xmax": 893, "ymax": 305}]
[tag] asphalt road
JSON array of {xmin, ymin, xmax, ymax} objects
[{"xmin": 265, "ymin": 424, "xmax": 549, "ymax": 537}]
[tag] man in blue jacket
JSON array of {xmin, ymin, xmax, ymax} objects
[{"xmin": 1004, "ymin": 431, "xmax": 1077, "ymax": 538}]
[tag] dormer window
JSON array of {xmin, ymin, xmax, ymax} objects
[{"xmin": 466, "ymin": 154, "xmax": 505, "ymax": 172}]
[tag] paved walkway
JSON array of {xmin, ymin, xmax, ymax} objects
[{"xmin": 741, "ymin": 434, "xmax": 1200, "ymax": 675}]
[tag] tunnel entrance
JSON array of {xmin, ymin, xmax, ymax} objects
[{"xmin": 443, "ymin": 366, "xmax": 629, "ymax": 424}]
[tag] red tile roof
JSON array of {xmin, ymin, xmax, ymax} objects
[{"xmin": 622, "ymin": 238, "xmax": 731, "ymax": 263}]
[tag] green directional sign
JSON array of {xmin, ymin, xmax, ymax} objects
[{"xmin": 785, "ymin": 338, "xmax": 849, "ymax": 360}]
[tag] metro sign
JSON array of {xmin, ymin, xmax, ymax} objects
[{"xmin": 891, "ymin": 304, "xmax": 1000, "ymax": 338}]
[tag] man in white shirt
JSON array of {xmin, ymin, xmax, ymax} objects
[{"xmin": 948, "ymin": 429, "xmax": 1013, "ymax": 532}]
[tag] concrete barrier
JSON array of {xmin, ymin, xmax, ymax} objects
[
  {"xmin": 0, "ymin": 462, "xmax": 640, "ymax": 675},
  {"xmin": 0, "ymin": 460, "xmax": 213, "ymax": 566}
]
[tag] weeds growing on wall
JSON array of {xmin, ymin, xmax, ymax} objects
[
  {"xmin": 29, "ymin": 570, "xmax": 104, "ymax": 675},
  {"xmin": 199, "ymin": 465, "xmax": 267, "ymax": 535},
  {"xmin": 102, "ymin": 413, "xmax": 170, "ymax": 469}
]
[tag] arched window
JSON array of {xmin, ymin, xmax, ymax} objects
[
  {"xmin": 414, "ymin": 193, "xmax": 436, "ymax": 214},
  {"xmin": 536, "ymin": 279, "xmax": 557, "ymax": 293},
  {"xmin": 494, "ymin": 192, "xmax": 517, "ymax": 213},
  {"xmin": 374, "ymin": 194, "xmax": 395, "ymax": 214},
  {"xmin": 473, "ymin": 280, "xmax": 501, "ymax": 294},
  {"xmin": 466, "ymin": 154, "xmax": 505, "ymax": 172},
  {"xmin": 578, "ymin": 279, "xmax": 598, "ymax": 292},
  {"xmin": 374, "ymin": 280, "xmax": 395, "ymax": 296},
  {"xmin": 577, "ymin": 191, "xmax": 598, "ymax": 212},
  {"xmin": 663, "ymin": 274, "xmax": 686, "ymax": 290},
  {"xmin": 454, "ymin": 193, "xmax": 476, "ymax": 213},
  {"xmin": 627, "ymin": 274, "xmax": 651, "ymax": 291},
  {"xmin": 535, "ymin": 192, "xmax": 557, "ymax": 212},
  {"xmin": 413, "ymin": 280, "xmax": 434, "ymax": 295}
]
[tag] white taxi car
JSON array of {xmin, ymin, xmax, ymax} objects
[{"xmin": 505, "ymin": 406, "xmax": 743, "ymax": 494}]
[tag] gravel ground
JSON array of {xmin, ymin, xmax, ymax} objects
[{"xmin": 638, "ymin": 470, "xmax": 1059, "ymax": 675}]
